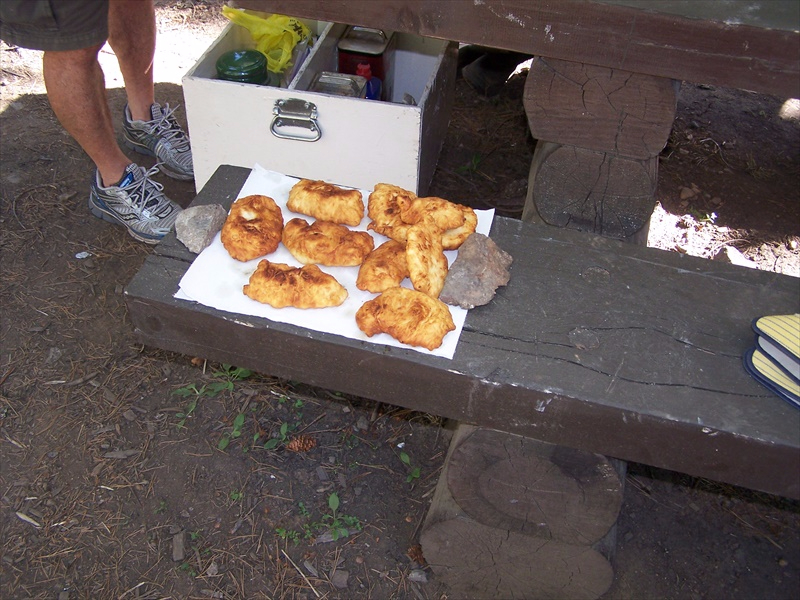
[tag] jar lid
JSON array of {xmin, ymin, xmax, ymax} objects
[
  {"xmin": 216, "ymin": 49, "xmax": 267, "ymax": 82},
  {"xmin": 337, "ymin": 26, "xmax": 390, "ymax": 55},
  {"xmin": 311, "ymin": 71, "xmax": 367, "ymax": 97}
]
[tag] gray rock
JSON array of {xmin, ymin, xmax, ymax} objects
[
  {"xmin": 172, "ymin": 530, "xmax": 186, "ymax": 562},
  {"xmin": 175, "ymin": 204, "xmax": 228, "ymax": 254},
  {"xmin": 440, "ymin": 233, "xmax": 512, "ymax": 309},
  {"xmin": 330, "ymin": 569, "xmax": 349, "ymax": 589}
]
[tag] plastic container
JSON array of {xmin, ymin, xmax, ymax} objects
[
  {"xmin": 356, "ymin": 63, "xmax": 383, "ymax": 101},
  {"xmin": 337, "ymin": 26, "xmax": 391, "ymax": 82},
  {"xmin": 215, "ymin": 49, "xmax": 277, "ymax": 85}
]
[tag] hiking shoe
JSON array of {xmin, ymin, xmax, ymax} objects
[
  {"xmin": 122, "ymin": 102, "xmax": 194, "ymax": 181},
  {"xmin": 89, "ymin": 163, "xmax": 182, "ymax": 244}
]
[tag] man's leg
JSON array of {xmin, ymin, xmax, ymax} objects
[
  {"xmin": 107, "ymin": 0, "xmax": 155, "ymax": 121},
  {"xmin": 14, "ymin": 0, "xmax": 181, "ymax": 244},
  {"xmin": 42, "ymin": 44, "xmax": 131, "ymax": 186},
  {"xmin": 107, "ymin": 0, "xmax": 194, "ymax": 181}
]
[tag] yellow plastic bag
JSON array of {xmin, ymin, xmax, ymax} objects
[{"xmin": 222, "ymin": 7, "xmax": 311, "ymax": 74}]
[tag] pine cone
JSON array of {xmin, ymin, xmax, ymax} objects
[{"xmin": 286, "ymin": 434, "xmax": 317, "ymax": 452}]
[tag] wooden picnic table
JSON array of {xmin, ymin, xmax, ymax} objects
[
  {"xmin": 161, "ymin": 5, "xmax": 799, "ymax": 594},
  {"xmin": 127, "ymin": 166, "xmax": 799, "ymax": 597}
]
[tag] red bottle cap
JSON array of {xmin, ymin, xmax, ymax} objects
[{"xmin": 356, "ymin": 63, "xmax": 372, "ymax": 79}]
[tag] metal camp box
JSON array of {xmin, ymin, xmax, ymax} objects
[{"xmin": 182, "ymin": 16, "xmax": 457, "ymax": 194}]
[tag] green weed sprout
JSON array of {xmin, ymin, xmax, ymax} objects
[{"xmin": 400, "ymin": 451, "xmax": 421, "ymax": 483}]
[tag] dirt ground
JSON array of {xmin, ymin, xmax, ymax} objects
[{"xmin": 1, "ymin": 2, "xmax": 799, "ymax": 599}]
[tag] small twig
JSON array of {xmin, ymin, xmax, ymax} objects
[
  {"xmin": 64, "ymin": 371, "xmax": 99, "ymax": 387},
  {"xmin": 118, "ymin": 581, "xmax": 146, "ymax": 599},
  {"xmin": 16, "ymin": 511, "xmax": 41, "ymax": 528},
  {"xmin": 295, "ymin": 412, "xmax": 325, "ymax": 435},
  {"xmin": 726, "ymin": 508, "xmax": 783, "ymax": 550},
  {"xmin": 281, "ymin": 548, "xmax": 321, "ymax": 598},
  {"xmin": 0, "ymin": 366, "xmax": 15, "ymax": 387},
  {"xmin": 698, "ymin": 137, "xmax": 733, "ymax": 168},
  {"xmin": 1, "ymin": 67, "xmax": 26, "ymax": 78}
]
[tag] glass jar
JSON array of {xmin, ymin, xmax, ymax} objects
[{"xmin": 215, "ymin": 49, "xmax": 276, "ymax": 85}]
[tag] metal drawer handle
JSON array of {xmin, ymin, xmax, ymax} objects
[{"xmin": 271, "ymin": 98, "xmax": 321, "ymax": 142}]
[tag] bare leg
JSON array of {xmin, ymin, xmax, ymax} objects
[
  {"xmin": 42, "ymin": 45, "xmax": 131, "ymax": 186},
  {"xmin": 108, "ymin": 0, "xmax": 156, "ymax": 121}
]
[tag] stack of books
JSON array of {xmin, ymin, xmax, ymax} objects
[{"xmin": 743, "ymin": 314, "xmax": 799, "ymax": 409}]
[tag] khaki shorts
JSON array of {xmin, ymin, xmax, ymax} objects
[{"xmin": 0, "ymin": 0, "xmax": 109, "ymax": 51}]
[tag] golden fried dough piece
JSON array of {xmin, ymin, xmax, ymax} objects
[
  {"xmin": 366, "ymin": 183, "xmax": 416, "ymax": 242},
  {"xmin": 287, "ymin": 179, "xmax": 365, "ymax": 227},
  {"xmin": 402, "ymin": 196, "xmax": 465, "ymax": 231},
  {"xmin": 356, "ymin": 240, "xmax": 409, "ymax": 293},
  {"xmin": 243, "ymin": 260, "xmax": 347, "ymax": 309},
  {"xmin": 356, "ymin": 287, "xmax": 455, "ymax": 351},
  {"xmin": 406, "ymin": 224, "xmax": 448, "ymax": 298},
  {"xmin": 442, "ymin": 204, "xmax": 478, "ymax": 250},
  {"xmin": 282, "ymin": 218, "xmax": 374, "ymax": 267},
  {"xmin": 221, "ymin": 195, "xmax": 284, "ymax": 262}
]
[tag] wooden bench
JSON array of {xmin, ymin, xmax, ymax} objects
[{"xmin": 126, "ymin": 165, "xmax": 799, "ymax": 597}]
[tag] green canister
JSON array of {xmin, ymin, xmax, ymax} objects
[{"xmin": 215, "ymin": 49, "xmax": 277, "ymax": 85}]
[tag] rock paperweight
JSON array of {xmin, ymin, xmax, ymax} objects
[
  {"xmin": 440, "ymin": 233, "xmax": 512, "ymax": 309},
  {"xmin": 175, "ymin": 204, "xmax": 227, "ymax": 254}
]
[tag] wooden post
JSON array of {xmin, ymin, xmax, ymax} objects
[
  {"xmin": 522, "ymin": 141, "xmax": 658, "ymax": 240},
  {"xmin": 446, "ymin": 426, "xmax": 624, "ymax": 546},
  {"xmin": 522, "ymin": 56, "xmax": 678, "ymax": 240},
  {"xmin": 524, "ymin": 57, "xmax": 679, "ymax": 159},
  {"xmin": 421, "ymin": 424, "xmax": 623, "ymax": 599}
]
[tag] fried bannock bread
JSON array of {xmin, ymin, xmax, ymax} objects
[
  {"xmin": 356, "ymin": 287, "xmax": 455, "ymax": 351},
  {"xmin": 282, "ymin": 218, "xmax": 374, "ymax": 267},
  {"xmin": 402, "ymin": 196, "xmax": 465, "ymax": 231},
  {"xmin": 356, "ymin": 239, "xmax": 409, "ymax": 293},
  {"xmin": 442, "ymin": 204, "xmax": 478, "ymax": 250},
  {"xmin": 366, "ymin": 183, "xmax": 417, "ymax": 242},
  {"xmin": 406, "ymin": 224, "xmax": 448, "ymax": 298},
  {"xmin": 287, "ymin": 179, "xmax": 365, "ymax": 227},
  {"xmin": 221, "ymin": 194, "xmax": 284, "ymax": 262},
  {"xmin": 367, "ymin": 184, "xmax": 478, "ymax": 251},
  {"xmin": 243, "ymin": 260, "xmax": 347, "ymax": 309}
]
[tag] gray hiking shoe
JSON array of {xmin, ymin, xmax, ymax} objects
[
  {"xmin": 122, "ymin": 103, "xmax": 194, "ymax": 181},
  {"xmin": 89, "ymin": 163, "xmax": 182, "ymax": 244}
]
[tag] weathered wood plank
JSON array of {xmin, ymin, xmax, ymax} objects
[
  {"xmin": 601, "ymin": 1, "xmax": 799, "ymax": 30},
  {"xmin": 524, "ymin": 58, "xmax": 678, "ymax": 159},
  {"xmin": 125, "ymin": 166, "xmax": 800, "ymax": 498},
  {"xmin": 238, "ymin": 0, "xmax": 800, "ymax": 97}
]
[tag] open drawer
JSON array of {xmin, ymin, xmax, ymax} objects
[{"xmin": 182, "ymin": 16, "xmax": 457, "ymax": 193}]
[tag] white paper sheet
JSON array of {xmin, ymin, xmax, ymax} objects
[{"xmin": 176, "ymin": 165, "xmax": 494, "ymax": 359}]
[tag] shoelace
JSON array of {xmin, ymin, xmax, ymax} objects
[
  {"xmin": 148, "ymin": 104, "xmax": 193, "ymax": 169},
  {"xmin": 128, "ymin": 165, "xmax": 168, "ymax": 213}
]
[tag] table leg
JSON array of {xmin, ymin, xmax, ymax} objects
[
  {"xmin": 522, "ymin": 57, "xmax": 678, "ymax": 241},
  {"xmin": 421, "ymin": 424, "xmax": 625, "ymax": 599}
]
